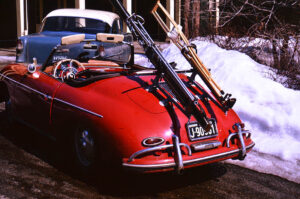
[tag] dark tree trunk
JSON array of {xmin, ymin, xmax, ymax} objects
[
  {"xmin": 183, "ymin": 0, "xmax": 191, "ymax": 38},
  {"xmin": 193, "ymin": 0, "xmax": 201, "ymax": 37}
]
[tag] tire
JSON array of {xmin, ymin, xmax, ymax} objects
[
  {"xmin": 70, "ymin": 127, "xmax": 123, "ymax": 180},
  {"xmin": 73, "ymin": 128, "xmax": 99, "ymax": 176}
]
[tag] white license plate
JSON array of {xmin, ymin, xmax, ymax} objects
[
  {"xmin": 52, "ymin": 56, "xmax": 67, "ymax": 62},
  {"xmin": 186, "ymin": 119, "xmax": 218, "ymax": 141}
]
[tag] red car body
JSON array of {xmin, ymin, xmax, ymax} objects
[{"xmin": 0, "ymin": 58, "xmax": 254, "ymax": 173}]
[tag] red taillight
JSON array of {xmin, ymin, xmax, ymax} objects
[
  {"xmin": 142, "ymin": 137, "xmax": 165, "ymax": 147},
  {"xmin": 98, "ymin": 45, "xmax": 105, "ymax": 57}
]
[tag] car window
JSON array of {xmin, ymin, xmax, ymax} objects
[{"xmin": 42, "ymin": 16, "xmax": 111, "ymax": 34}]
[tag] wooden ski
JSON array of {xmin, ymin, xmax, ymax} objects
[{"xmin": 151, "ymin": 1, "xmax": 236, "ymax": 110}]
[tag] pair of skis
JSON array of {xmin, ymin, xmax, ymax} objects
[
  {"xmin": 151, "ymin": 1, "xmax": 236, "ymax": 110},
  {"xmin": 110, "ymin": 0, "xmax": 235, "ymax": 131}
]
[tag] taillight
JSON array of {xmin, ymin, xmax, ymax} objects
[
  {"xmin": 142, "ymin": 137, "xmax": 165, "ymax": 147},
  {"xmin": 16, "ymin": 40, "xmax": 23, "ymax": 54},
  {"xmin": 98, "ymin": 45, "xmax": 105, "ymax": 57}
]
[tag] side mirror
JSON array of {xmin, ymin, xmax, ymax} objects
[
  {"xmin": 96, "ymin": 33, "xmax": 124, "ymax": 43},
  {"xmin": 28, "ymin": 57, "xmax": 37, "ymax": 73},
  {"xmin": 61, "ymin": 34, "xmax": 85, "ymax": 45}
]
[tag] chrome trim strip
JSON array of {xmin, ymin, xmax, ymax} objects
[
  {"xmin": 123, "ymin": 142, "xmax": 255, "ymax": 170},
  {"xmin": 0, "ymin": 73, "xmax": 52, "ymax": 100},
  {"xmin": 0, "ymin": 73, "xmax": 103, "ymax": 119},
  {"xmin": 54, "ymin": 98, "xmax": 103, "ymax": 118}
]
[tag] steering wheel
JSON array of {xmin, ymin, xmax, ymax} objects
[{"xmin": 53, "ymin": 59, "xmax": 85, "ymax": 81}]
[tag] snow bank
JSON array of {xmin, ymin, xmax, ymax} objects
[
  {"xmin": 0, "ymin": 56, "xmax": 15, "ymax": 64},
  {"xmin": 135, "ymin": 40, "xmax": 300, "ymax": 183}
]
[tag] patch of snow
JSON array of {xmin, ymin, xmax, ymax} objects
[
  {"xmin": 0, "ymin": 56, "xmax": 15, "ymax": 64},
  {"xmin": 134, "ymin": 54, "xmax": 153, "ymax": 68}
]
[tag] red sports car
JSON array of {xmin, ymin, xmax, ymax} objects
[{"xmin": 0, "ymin": 33, "xmax": 254, "ymax": 175}]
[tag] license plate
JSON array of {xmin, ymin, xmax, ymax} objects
[
  {"xmin": 52, "ymin": 55, "xmax": 67, "ymax": 62},
  {"xmin": 186, "ymin": 119, "xmax": 218, "ymax": 141}
]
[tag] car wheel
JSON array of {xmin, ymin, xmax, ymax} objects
[
  {"xmin": 71, "ymin": 128, "xmax": 120, "ymax": 178},
  {"xmin": 73, "ymin": 128, "xmax": 98, "ymax": 174}
]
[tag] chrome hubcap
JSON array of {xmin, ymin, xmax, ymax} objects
[{"xmin": 75, "ymin": 130, "xmax": 95, "ymax": 167}]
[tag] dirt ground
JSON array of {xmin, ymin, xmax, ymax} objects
[{"xmin": 0, "ymin": 56, "xmax": 300, "ymax": 199}]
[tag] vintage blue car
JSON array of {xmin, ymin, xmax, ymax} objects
[{"xmin": 16, "ymin": 8, "xmax": 133, "ymax": 65}]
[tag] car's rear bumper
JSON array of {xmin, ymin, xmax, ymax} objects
[
  {"xmin": 122, "ymin": 142, "xmax": 255, "ymax": 172},
  {"xmin": 123, "ymin": 123, "xmax": 254, "ymax": 173}
]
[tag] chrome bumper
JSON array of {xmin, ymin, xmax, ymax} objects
[
  {"xmin": 123, "ymin": 124, "xmax": 254, "ymax": 173},
  {"xmin": 123, "ymin": 142, "xmax": 255, "ymax": 172}
]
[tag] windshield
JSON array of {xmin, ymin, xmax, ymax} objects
[{"xmin": 42, "ymin": 16, "xmax": 111, "ymax": 34}]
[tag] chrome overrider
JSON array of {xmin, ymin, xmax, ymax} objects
[
  {"xmin": 226, "ymin": 123, "xmax": 251, "ymax": 160},
  {"xmin": 124, "ymin": 124, "xmax": 254, "ymax": 173},
  {"xmin": 172, "ymin": 135, "xmax": 185, "ymax": 174}
]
